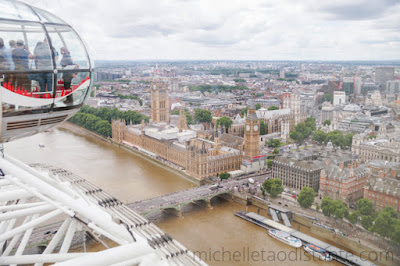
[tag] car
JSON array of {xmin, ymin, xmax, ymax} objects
[
  {"xmin": 278, "ymin": 202, "xmax": 282, "ymax": 205},
  {"xmin": 209, "ymin": 185, "xmax": 218, "ymax": 190},
  {"xmin": 284, "ymin": 204, "xmax": 288, "ymax": 207}
]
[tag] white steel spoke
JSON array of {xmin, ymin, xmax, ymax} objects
[
  {"xmin": 2, "ymin": 215, "xmax": 33, "ymax": 256},
  {"xmin": 59, "ymin": 219, "xmax": 77, "ymax": 254},
  {"xmin": 0, "ymin": 253, "xmax": 89, "ymax": 264},
  {"xmin": 0, "ymin": 204, "xmax": 56, "ymax": 222},
  {"xmin": 34, "ymin": 217, "xmax": 72, "ymax": 266},
  {"xmin": 0, "ymin": 209, "xmax": 63, "ymax": 243},
  {"xmin": 0, "ymin": 202, "xmax": 47, "ymax": 212},
  {"xmin": 10, "ymin": 214, "xmax": 40, "ymax": 266}
]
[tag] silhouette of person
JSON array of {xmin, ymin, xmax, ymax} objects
[
  {"xmin": 60, "ymin": 47, "xmax": 76, "ymax": 104},
  {"xmin": 12, "ymin": 39, "xmax": 32, "ymax": 91},
  {"xmin": 0, "ymin": 38, "xmax": 14, "ymax": 83},
  {"xmin": 34, "ymin": 38, "xmax": 57, "ymax": 93}
]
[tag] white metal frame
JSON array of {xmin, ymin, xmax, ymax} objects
[{"xmin": 0, "ymin": 154, "xmax": 178, "ymax": 266}]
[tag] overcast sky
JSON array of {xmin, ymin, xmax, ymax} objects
[{"xmin": 21, "ymin": 0, "xmax": 400, "ymax": 61}]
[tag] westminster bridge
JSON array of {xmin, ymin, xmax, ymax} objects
[{"xmin": 127, "ymin": 174, "xmax": 267, "ymax": 217}]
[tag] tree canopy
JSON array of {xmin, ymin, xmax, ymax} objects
[
  {"xmin": 371, "ymin": 206, "xmax": 398, "ymax": 238},
  {"xmin": 255, "ymin": 103, "xmax": 262, "ymax": 110},
  {"xmin": 297, "ymin": 187, "xmax": 315, "ymax": 208},
  {"xmin": 312, "ymin": 130, "xmax": 327, "ymax": 144},
  {"xmin": 321, "ymin": 197, "xmax": 349, "ymax": 220},
  {"xmin": 268, "ymin": 106, "xmax": 279, "ymax": 111},
  {"xmin": 289, "ymin": 117, "xmax": 316, "ymax": 144},
  {"xmin": 267, "ymin": 139, "xmax": 281, "ymax": 148},
  {"xmin": 259, "ymin": 120, "xmax": 267, "ymax": 135},
  {"xmin": 69, "ymin": 113, "xmax": 112, "ymax": 137},
  {"xmin": 321, "ymin": 93, "xmax": 333, "ymax": 103},
  {"xmin": 357, "ymin": 198, "xmax": 374, "ymax": 216},
  {"xmin": 241, "ymin": 107, "xmax": 249, "ymax": 117},
  {"xmin": 261, "ymin": 178, "xmax": 283, "ymax": 198},
  {"xmin": 290, "ymin": 123, "xmax": 312, "ymax": 144},
  {"xmin": 311, "ymin": 130, "xmax": 353, "ymax": 148},
  {"xmin": 323, "ymin": 120, "xmax": 331, "ymax": 126},
  {"xmin": 117, "ymin": 94, "xmax": 142, "ymax": 106},
  {"xmin": 194, "ymin": 109, "xmax": 212, "ymax": 124},
  {"xmin": 220, "ymin": 173, "xmax": 230, "ymax": 180},
  {"xmin": 216, "ymin": 116, "xmax": 233, "ymax": 133},
  {"xmin": 189, "ymin": 84, "xmax": 248, "ymax": 94}
]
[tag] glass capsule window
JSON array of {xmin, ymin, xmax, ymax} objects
[{"xmin": 0, "ymin": 0, "xmax": 93, "ymax": 116}]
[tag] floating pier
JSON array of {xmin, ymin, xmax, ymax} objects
[{"xmin": 235, "ymin": 211, "xmax": 376, "ymax": 266}]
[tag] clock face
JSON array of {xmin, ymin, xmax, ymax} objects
[
  {"xmin": 246, "ymin": 125, "xmax": 250, "ymax": 131},
  {"xmin": 254, "ymin": 125, "xmax": 258, "ymax": 131}
]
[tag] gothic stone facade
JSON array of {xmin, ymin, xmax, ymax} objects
[
  {"xmin": 151, "ymin": 81, "xmax": 170, "ymax": 123},
  {"xmin": 112, "ymin": 120, "xmax": 243, "ymax": 181}
]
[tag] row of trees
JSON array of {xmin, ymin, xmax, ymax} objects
[
  {"xmin": 69, "ymin": 113, "xmax": 112, "ymax": 137},
  {"xmin": 117, "ymin": 94, "xmax": 143, "ymax": 106},
  {"xmin": 79, "ymin": 105, "xmax": 149, "ymax": 125},
  {"xmin": 346, "ymin": 198, "xmax": 400, "ymax": 245},
  {"xmin": 312, "ymin": 130, "xmax": 354, "ymax": 148},
  {"xmin": 69, "ymin": 105, "xmax": 150, "ymax": 137},
  {"xmin": 295, "ymin": 189, "xmax": 400, "ymax": 245},
  {"xmin": 188, "ymin": 84, "xmax": 248, "ymax": 94}
]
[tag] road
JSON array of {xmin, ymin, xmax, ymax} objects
[{"xmin": 128, "ymin": 173, "xmax": 268, "ymax": 214}]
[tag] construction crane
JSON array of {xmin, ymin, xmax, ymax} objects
[{"xmin": 331, "ymin": 74, "xmax": 343, "ymax": 91}]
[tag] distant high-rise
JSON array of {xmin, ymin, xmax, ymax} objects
[
  {"xmin": 280, "ymin": 69, "xmax": 285, "ymax": 79},
  {"xmin": 386, "ymin": 80, "xmax": 400, "ymax": 94},
  {"xmin": 375, "ymin": 67, "xmax": 395, "ymax": 90},
  {"xmin": 151, "ymin": 80, "xmax": 170, "ymax": 123}
]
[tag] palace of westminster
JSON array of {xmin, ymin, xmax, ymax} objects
[{"xmin": 112, "ymin": 80, "xmax": 303, "ymax": 181}]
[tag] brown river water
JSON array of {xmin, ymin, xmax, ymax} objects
[{"xmin": 4, "ymin": 127, "xmax": 340, "ymax": 265}]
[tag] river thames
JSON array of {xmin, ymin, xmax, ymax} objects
[{"xmin": 5, "ymin": 126, "xmax": 339, "ymax": 265}]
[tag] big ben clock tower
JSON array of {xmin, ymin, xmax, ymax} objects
[{"xmin": 244, "ymin": 104, "xmax": 260, "ymax": 160}]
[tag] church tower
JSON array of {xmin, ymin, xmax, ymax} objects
[
  {"xmin": 177, "ymin": 105, "xmax": 188, "ymax": 132},
  {"xmin": 151, "ymin": 80, "xmax": 170, "ymax": 123},
  {"xmin": 244, "ymin": 104, "xmax": 260, "ymax": 160}
]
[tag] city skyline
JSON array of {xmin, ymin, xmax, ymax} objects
[{"xmin": 21, "ymin": 0, "xmax": 400, "ymax": 61}]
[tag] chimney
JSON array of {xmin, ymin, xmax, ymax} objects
[{"xmin": 391, "ymin": 169, "xmax": 396, "ymax": 179}]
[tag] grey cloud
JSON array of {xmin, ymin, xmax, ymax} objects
[
  {"xmin": 319, "ymin": 0, "xmax": 400, "ymax": 20},
  {"xmin": 110, "ymin": 23, "xmax": 178, "ymax": 38},
  {"xmin": 360, "ymin": 37, "xmax": 400, "ymax": 44}
]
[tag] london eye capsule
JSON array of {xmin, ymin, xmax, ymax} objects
[{"xmin": 0, "ymin": 0, "xmax": 93, "ymax": 142}]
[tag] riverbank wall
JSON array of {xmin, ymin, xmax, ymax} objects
[{"xmin": 228, "ymin": 192, "xmax": 399, "ymax": 266}]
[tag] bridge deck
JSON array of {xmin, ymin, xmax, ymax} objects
[{"xmin": 128, "ymin": 176, "xmax": 266, "ymax": 215}]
